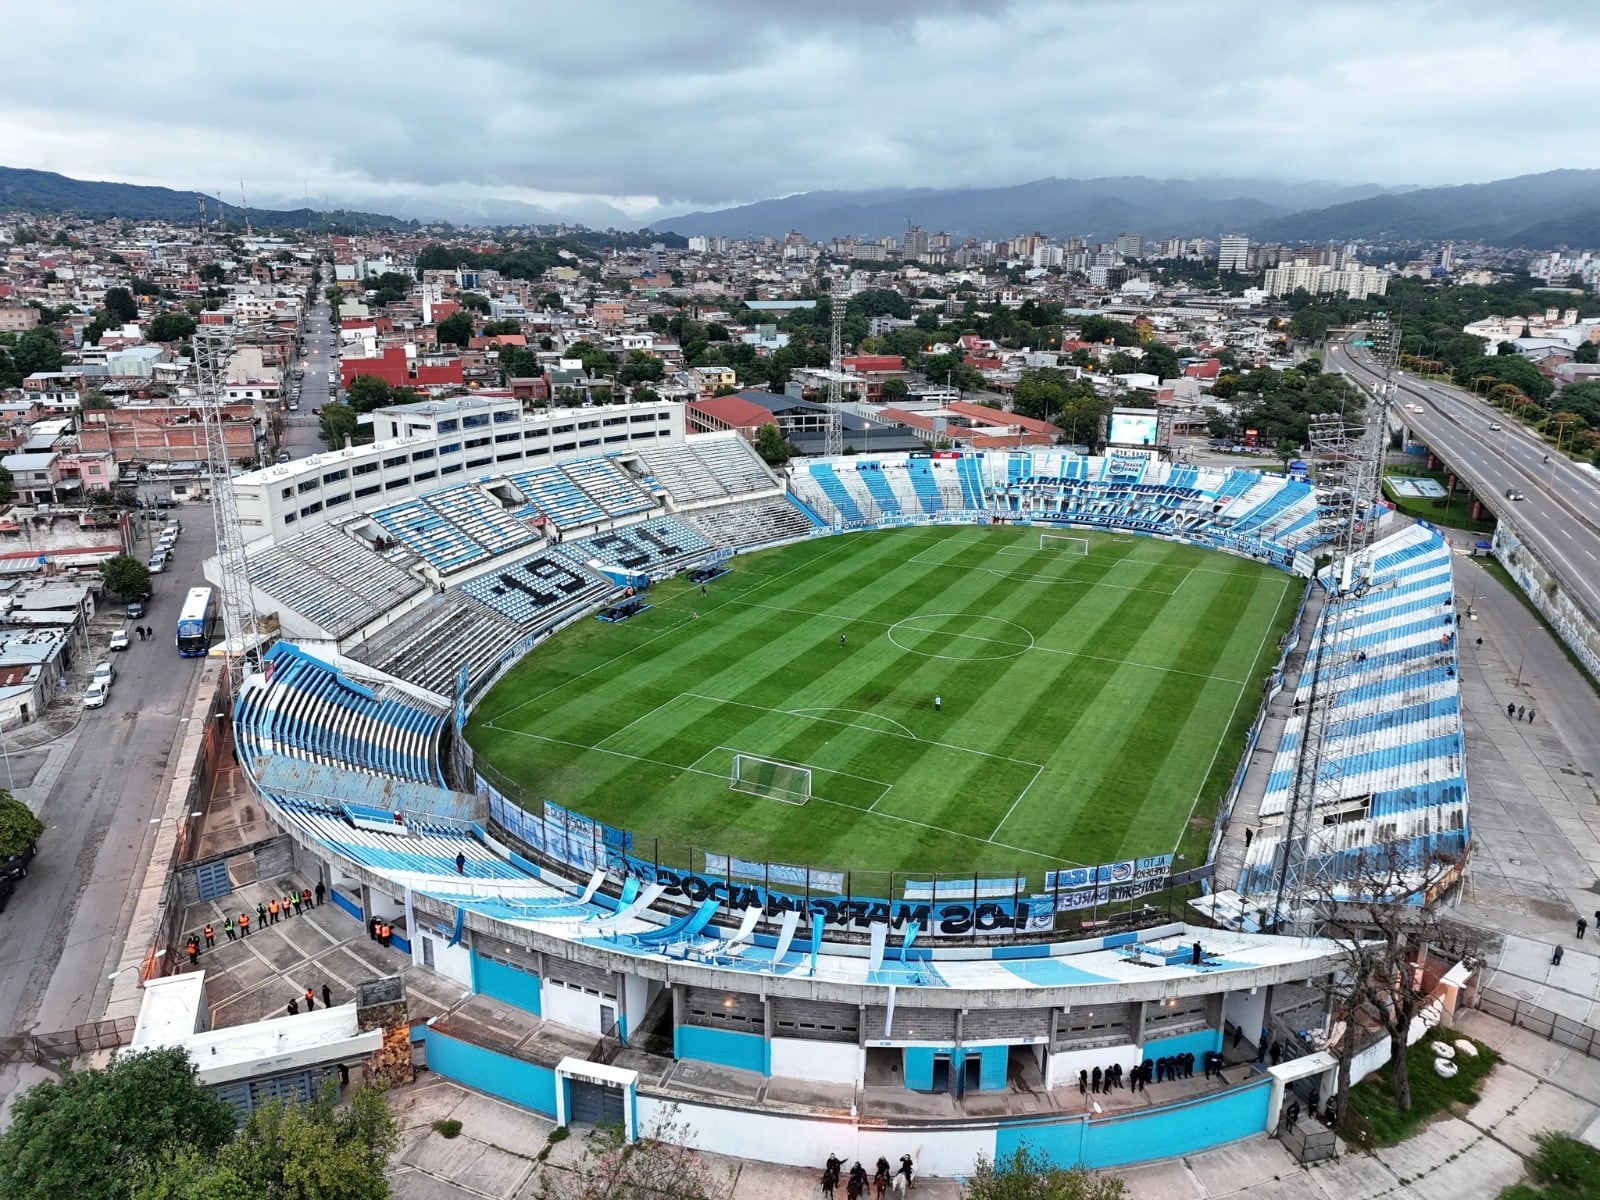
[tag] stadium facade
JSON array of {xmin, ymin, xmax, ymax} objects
[{"xmin": 222, "ymin": 398, "xmax": 1467, "ymax": 1172}]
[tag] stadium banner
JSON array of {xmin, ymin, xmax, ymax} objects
[
  {"xmin": 902, "ymin": 877, "xmax": 1026, "ymax": 900},
  {"xmin": 1051, "ymin": 877, "xmax": 1168, "ymax": 912},
  {"xmin": 626, "ymin": 859, "xmax": 1052, "ymax": 936},
  {"xmin": 453, "ymin": 661, "xmax": 471, "ymax": 729},
  {"xmin": 703, "ymin": 853, "xmax": 844, "ymax": 895},
  {"xmin": 544, "ymin": 801, "xmax": 601, "ymax": 871},
  {"xmin": 1045, "ymin": 854, "xmax": 1171, "ymax": 892}
]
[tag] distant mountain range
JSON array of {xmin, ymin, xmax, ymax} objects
[
  {"xmin": 0, "ymin": 166, "xmax": 415, "ymax": 231},
  {"xmin": 655, "ymin": 177, "xmax": 1397, "ymax": 242},
  {"xmin": 1248, "ymin": 169, "xmax": 1600, "ymax": 248},
  {"xmin": 8, "ymin": 164, "xmax": 1600, "ymax": 249}
]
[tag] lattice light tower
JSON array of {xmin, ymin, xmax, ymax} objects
[
  {"xmin": 822, "ymin": 278, "xmax": 849, "ymax": 458},
  {"xmin": 193, "ymin": 327, "xmax": 263, "ymax": 678},
  {"xmin": 1307, "ymin": 314, "xmax": 1401, "ymax": 562}
]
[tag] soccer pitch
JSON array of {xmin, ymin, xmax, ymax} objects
[{"xmin": 467, "ymin": 526, "xmax": 1299, "ymax": 881}]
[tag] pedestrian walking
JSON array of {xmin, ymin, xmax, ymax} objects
[
  {"xmin": 314, "ymin": 881, "xmax": 325, "ymax": 906},
  {"xmin": 840, "ymin": 633, "xmax": 846, "ymax": 647},
  {"xmin": 287, "ymin": 999, "xmax": 299, "ymax": 1016},
  {"xmin": 304, "ymin": 987, "xmax": 316, "ymax": 1012},
  {"xmin": 455, "ymin": 851, "xmax": 466, "ymax": 875},
  {"xmin": 322, "ymin": 983, "xmax": 332, "ymax": 1009},
  {"xmin": 239, "ymin": 911, "xmax": 250, "ymax": 937},
  {"xmin": 203, "ymin": 923, "xmax": 215, "ymax": 949},
  {"xmin": 1244, "ymin": 827, "xmax": 1253, "ymax": 850},
  {"xmin": 1579, "ymin": 918, "xmax": 1588, "ymax": 940},
  {"xmin": 187, "ymin": 936, "xmax": 200, "ymax": 965},
  {"xmin": 1507, "ymin": 702, "xmax": 1516, "ymax": 718},
  {"xmin": 1528, "ymin": 710, "xmax": 1536, "ymax": 724},
  {"xmin": 1518, "ymin": 705, "xmax": 1526, "ymax": 721},
  {"xmin": 699, "ymin": 583, "xmax": 707, "ymax": 597},
  {"xmin": 1476, "ymin": 636, "xmax": 1482, "ymax": 646},
  {"xmin": 1553, "ymin": 945, "xmax": 1565, "ymax": 965},
  {"xmin": 223, "ymin": 916, "xmax": 235, "ymax": 942},
  {"xmin": 934, "ymin": 695, "xmax": 941, "ymax": 712}
]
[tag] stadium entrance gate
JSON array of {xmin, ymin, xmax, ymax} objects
[
  {"xmin": 569, "ymin": 1078, "xmax": 626, "ymax": 1125},
  {"xmin": 555, "ymin": 1058, "xmax": 638, "ymax": 1140}
]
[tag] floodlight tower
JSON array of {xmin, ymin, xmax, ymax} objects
[
  {"xmin": 192, "ymin": 326, "xmax": 263, "ymax": 679},
  {"xmin": 822, "ymin": 278, "xmax": 849, "ymax": 458}
]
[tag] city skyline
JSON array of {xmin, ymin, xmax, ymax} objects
[{"xmin": 3, "ymin": 2, "xmax": 1598, "ymax": 224}]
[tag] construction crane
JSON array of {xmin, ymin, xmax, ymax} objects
[{"xmin": 191, "ymin": 326, "xmax": 264, "ymax": 681}]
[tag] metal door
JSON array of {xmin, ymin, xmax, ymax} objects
[
  {"xmin": 194, "ymin": 858, "xmax": 232, "ymax": 902},
  {"xmin": 569, "ymin": 1079, "xmax": 625, "ymax": 1126}
]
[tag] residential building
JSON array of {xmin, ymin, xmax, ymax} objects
[{"xmin": 1217, "ymin": 234, "xmax": 1250, "ymax": 273}]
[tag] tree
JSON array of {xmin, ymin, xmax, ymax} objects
[
  {"xmin": 1140, "ymin": 342, "xmax": 1180, "ymax": 381},
  {"xmin": 146, "ymin": 311, "xmax": 197, "ymax": 344},
  {"xmin": 963, "ymin": 1142, "xmax": 1127, "ymax": 1200},
  {"xmin": 1313, "ymin": 846, "xmax": 1470, "ymax": 1116},
  {"xmin": 565, "ymin": 340, "xmax": 613, "ymax": 376},
  {"xmin": 436, "ymin": 311, "xmax": 474, "ymax": 347},
  {"xmin": 101, "ymin": 554, "xmax": 151, "ymax": 600},
  {"xmin": 754, "ymin": 422, "xmax": 791, "ymax": 466},
  {"xmin": 0, "ymin": 1047, "xmax": 235, "ymax": 1200},
  {"xmin": 344, "ymin": 374, "xmax": 393, "ymax": 414},
  {"xmin": 12, "ymin": 328, "xmax": 63, "ymax": 375},
  {"xmin": 537, "ymin": 1106, "xmax": 734, "ymax": 1200},
  {"xmin": 0, "ymin": 464, "xmax": 12, "ymax": 504},
  {"xmin": 198, "ymin": 262, "xmax": 227, "ymax": 284},
  {"xmin": 103, "ymin": 287, "xmax": 138, "ymax": 325},
  {"xmin": 133, "ymin": 1083, "xmax": 397, "ymax": 1200},
  {"xmin": 618, "ymin": 350, "xmax": 665, "ymax": 387},
  {"xmin": 1576, "ymin": 341, "xmax": 1599, "ymax": 364},
  {"xmin": 457, "ymin": 291, "xmax": 491, "ymax": 314},
  {"xmin": 319, "ymin": 403, "xmax": 367, "ymax": 449},
  {"xmin": 1453, "ymin": 354, "xmax": 1553, "ymax": 401},
  {"xmin": 880, "ymin": 378, "xmax": 909, "ymax": 402},
  {"xmin": 80, "ymin": 388, "xmax": 115, "ymax": 411},
  {"xmin": 0, "ymin": 790, "xmax": 44, "ymax": 859}
]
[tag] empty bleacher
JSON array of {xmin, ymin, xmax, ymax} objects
[
  {"xmin": 635, "ymin": 435, "xmax": 779, "ymax": 508},
  {"xmin": 507, "ymin": 465, "xmax": 607, "ymax": 530},
  {"xmin": 351, "ymin": 590, "xmax": 525, "ymax": 696},
  {"xmin": 424, "ymin": 485, "xmax": 540, "ymax": 557},
  {"xmin": 460, "ymin": 547, "xmax": 610, "ymax": 627},
  {"xmin": 565, "ymin": 516, "xmax": 715, "ymax": 574},
  {"xmin": 679, "ymin": 498, "xmax": 817, "ymax": 548},
  {"xmin": 247, "ymin": 526, "xmax": 425, "ymax": 639},
  {"xmin": 561, "ymin": 456, "xmax": 656, "ymax": 520},
  {"xmin": 371, "ymin": 498, "xmax": 488, "ymax": 573},
  {"xmin": 235, "ymin": 643, "xmax": 448, "ymax": 787}
]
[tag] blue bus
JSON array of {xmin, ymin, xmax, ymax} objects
[{"xmin": 176, "ymin": 587, "xmax": 216, "ymax": 657}]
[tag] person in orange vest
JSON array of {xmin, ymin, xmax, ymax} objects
[
  {"xmin": 378, "ymin": 921, "xmax": 391, "ymax": 948},
  {"xmin": 301, "ymin": 886, "xmax": 313, "ymax": 911},
  {"xmin": 203, "ymin": 923, "xmax": 215, "ymax": 949},
  {"xmin": 267, "ymin": 898, "xmax": 279, "ymax": 924},
  {"xmin": 281, "ymin": 895, "xmax": 293, "ymax": 919},
  {"xmin": 239, "ymin": 911, "xmax": 251, "ymax": 937},
  {"xmin": 186, "ymin": 936, "xmax": 199, "ymax": 965},
  {"xmin": 304, "ymin": 987, "xmax": 316, "ymax": 1012}
]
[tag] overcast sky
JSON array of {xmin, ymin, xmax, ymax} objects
[{"xmin": 3, "ymin": 1, "xmax": 1596, "ymax": 221}]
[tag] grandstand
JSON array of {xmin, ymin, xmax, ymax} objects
[
  {"xmin": 1234, "ymin": 525, "xmax": 1467, "ymax": 906},
  {"xmin": 349, "ymin": 590, "xmax": 525, "ymax": 697},
  {"xmin": 678, "ymin": 497, "xmax": 818, "ymax": 548},
  {"xmin": 245, "ymin": 525, "xmax": 425, "ymax": 639},
  {"xmin": 632, "ymin": 434, "xmax": 782, "ymax": 508},
  {"xmin": 459, "ymin": 546, "xmax": 610, "ymax": 627}
]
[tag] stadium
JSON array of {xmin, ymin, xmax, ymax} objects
[{"xmin": 221, "ymin": 393, "xmax": 1468, "ymax": 1172}]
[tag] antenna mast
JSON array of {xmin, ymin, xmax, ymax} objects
[
  {"xmin": 192, "ymin": 327, "xmax": 263, "ymax": 680},
  {"xmin": 823, "ymin": 277, "xmax": 848, "ymax": 458}
]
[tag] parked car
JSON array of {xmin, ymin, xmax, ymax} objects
[
  {"xmin": 0, "ymin": 876, "xmax": 13, "ymax": 913},
  {"xmin": 93, "ymin": 660, "xmax": 116, "ymax": 686},
  {"xmin": 1, "ymin": 840, "xmax": 37, "ymax": 881},
  {"xmin": 83, "ymin": 679, "xmax": 110, "ymax": 709},
  {"xmin": 109, "ymin": 629, "xmax": 130, "ymax": 652},
  {"xmin": 127, "ymin": 599, "xmax": 146, "ymax": 620},
  {"xmin": 148, "ymin": 552, "xmax": 168, "ymax": 574}
]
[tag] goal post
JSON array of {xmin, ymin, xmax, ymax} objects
[
  {"xmin": 730, "ymin": 754, "xmax": 812, "ymax": 805},
  {"xmin": 1038, "ymin": 532, "xmax": 1090, "ymax": 554}
]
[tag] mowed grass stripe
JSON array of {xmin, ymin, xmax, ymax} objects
[{"xmin": 468, "ymin": 525, "xmax": 1300, "ymax": 874}]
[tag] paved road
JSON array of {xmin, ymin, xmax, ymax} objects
[
  {"xmin": 280, "ymin": 300, "xmax": 337, "ymax": 461},
  {"xmin": 1327, "ymin": 339, "xmax": 1600, "ymax": 625},
  {"xmin": 0, "ymin": 516, "xmax": 215, "ymax": 1096}
]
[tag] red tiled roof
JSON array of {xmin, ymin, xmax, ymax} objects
[{"xmin": 688, "ymin": 395, "xmax": 773, "ymax": 429}]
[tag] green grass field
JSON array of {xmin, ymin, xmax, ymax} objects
[{"xmin": 467, "ymin": 526, "xmax": 1299, "ymax": 882}]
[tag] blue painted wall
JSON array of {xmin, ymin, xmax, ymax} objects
[
  {"xmin": 977, "ymin": 1044, "xmax": 1009, "ymax": 1091},
  {"xmin": 676, "ymin": 1025, "xmax": 769, "ymax": 1076},
  {"xmin": 902, "ymin": 1047, "xmax": 944, "ymax": 1092},
  {"xmin": 995, "ymin": 1078, "xmax": 1270, "ymax": 1169},
  {"xmin": 473, "ymin": 951, "xmax": 542, "ymax": 1016},
  {"xmin": 1142, "ymin": 1027, "xmax": 1222, "ymax": 1063},
  {"xmin": 424, "ymin": 1028, "xmax": 558, "ymax": 1118},
  {"xmin": 330, "ymin": 888, "xmax": 361, "ymax": 920}
]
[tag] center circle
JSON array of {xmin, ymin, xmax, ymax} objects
[{"xmin": 886, "ymin": 613, "xmax": 1036, "ymax": 661}]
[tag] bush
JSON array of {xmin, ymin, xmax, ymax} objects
[
  {"xmin": 1350, "ymin": 1028, "xmax": 1498, "ymax": 1146},
  {"xmin": 432, "ymin": 1118, "xmax": 462, "ymax": 1139},
  {"xmin": 546, "ymin": 1126, "xmax": 569, "ymax": 1144},
  {"xmin": 1500, "ymin": 1131, "xmax": 1600, "ymax": 1198}
]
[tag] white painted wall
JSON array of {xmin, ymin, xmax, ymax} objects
[
  {"xmin": 635, "ymin": 1093, "xmax": 996, "ymax": 1177},
  {"xmin": 770, "ymin": 1038, "xmax": 862, "ymax": 1085},
  {"xmin": 416, "ymin": 934, "xmax": 473, "ymax": 988},
  {"xmin": 1223, "ymin": 988, "xmax": 1267, "ymax": 1045},
  {"xmin": 624, "ymin": 975, "xmax": 651, "ymax": 1038},
  {"xmin": 543, "ymin": 983, "xmax": 605, "ymax": 1036},
  {"xmin": 1043, "ymin": 1042, "xmax": 1141, "ymax": 1090}
]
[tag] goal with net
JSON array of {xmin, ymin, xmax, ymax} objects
[
  {"xmin": 1038, "ymin": 532, "xmax": 1090, "ymax": 554},
  {"xmin": 729, "ymin": 754, "xmax": 812, "ymax": 804}
]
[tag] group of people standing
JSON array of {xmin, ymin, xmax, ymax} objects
[
  {"xmin": 1079, "ymin": 1050, "xmax": 1219, "ymax": 1097},
  {"xmin": 820, "ymin": 1153, "xmax": 912, "ymax": 1199},
  {"xmin": 184, "ymin": 882, "xmax": 327, "ymax": 965}
]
